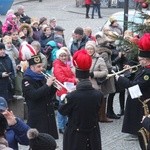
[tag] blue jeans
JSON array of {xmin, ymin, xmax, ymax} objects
[
  {"xmin": 57, "ymin": 97, "xmax": 68, "ymax": 130},
  {"xmin": 92, "ymin": 4, "xmax": 101, "ymax": 18}
]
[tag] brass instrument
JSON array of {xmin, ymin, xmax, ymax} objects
[
  {"xmin": 41, "ymin": 72, "xmax": 70, "ymax": 91},
  {"xmin": 107, "ymin": 64, "xmax": 141, "ymax": 78},
  {"xmin": 138, "ymin": 98, "xmax": 150, "ymax": 150}
]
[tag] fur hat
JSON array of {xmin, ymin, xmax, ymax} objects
[
  {"xmin": 73, "ymin": 49, "xmax": 92, "ymax": 79},
  {"xmin": 56, "ymin": 49, "xmax": 67, "ymax": 58},
  {"xmin": 28, "ymin": 55, "xmax": 42, "ymax": 66},
  {"xmin": 74, "ymin": 27, "xmax": 84, "ymax": 35},
  {"xmin": 0, "ymin": 97, "xmax": 8, "ymax": 111},
  {"xmin": 138, "ymin": 33, "xmax": 150, "ymax": 58},
  {"xmin": 85, "ymin": 41, "xmax": 96, "ymax": 51},
  {"xmin": 27, "ymin": 129, "xmax": 57, "ymax": 150}
]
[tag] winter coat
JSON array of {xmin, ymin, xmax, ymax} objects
[
  {"xmin": 0, "ymin": 54, "xmax": 15, "ymax": 101},
  {"xmin": 0, "ymin": 138, "xmax": 13, "ymax": 150},
  {"xmin": 59, "ymin": 79, "xmax": 103, "ymax": 150},
  {"xmin": 85, "ymin": 0, "xmax": 92, "ymax": 5},
  {"xmin": 53, "ymin": 59, "xmax": 76, "ymax": 97},
  {"xmin": 5, "ymin": 45, "xmax": 19, "ymax": 76},
  {"xmin": 117, "ymin": 67, "xmax": 150, "ymax": 135},
  {"xmin": 89, "ymin": 52, "xmax": 108, "ymax": 90},
  {"xmin": 22, "ymin": 73, "xmax": 58, "ymax": 139},
  {"xmin": 70, "ymin": 35, "xmax": 89, "ymax": 55},
  {"xmin": 96, "ymin": 45, "xmax": 116, "ymax": 95},
  {"xmin": 6, "ymin": 118, "xmax": 30, "ymax": 150},
  {"xmin": 32, "ymin": 26, "xmax": 41, "ymax": 41}
]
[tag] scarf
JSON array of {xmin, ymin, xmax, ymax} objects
[{"xmin": 24, "ymin": 67, "xmax": 45, "ymax": 80}]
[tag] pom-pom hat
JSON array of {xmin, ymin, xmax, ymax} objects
[
  {"xmin": 138, "ymin": 33, "xmax": 150, "ymax": 58},
  {"xmin": 27, "ymin": 128, "xmax": 57, "ymax": 150},
  {"xmin": 73, "ymin": 49, "xmax": 92, "ymax": 79}
]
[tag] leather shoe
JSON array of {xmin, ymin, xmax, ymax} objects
[
  {"xmin": 107, "ymin": 113, "xmax": 121, "ymax": 119},
  {"xmin": 59, "ymin": 129, "xmax": 64, "ymax": 134}
]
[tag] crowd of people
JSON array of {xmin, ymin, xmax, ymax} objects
[{"xmin": 0, "ymin": 2, "xmax": 150, "ymax": 150}]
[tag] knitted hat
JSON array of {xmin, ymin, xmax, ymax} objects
[
  {"xmin": 73, "ymin": 49, "xmax": 92, "ymax": 79},
  {"xmin": 85, "ymin": 41, "xmax": 96, "ymax": 51},
  {"xmin": 74, "ymin": 27, "xmax": 84, "ymax": 35},
  {"xmin": 0, "ymin": 43, "xmax": 5, "ymax": 50},
  {"xmin": 27, "ymin": 129, "xmax": 57, "ymax": 150},
  {"xmin": 56, "ymin": 49, "xmax": 67, "ymax": 58},
  {"xmin": 109, "ymin": 16, "xmax": 117, "ymax": 25},
  {"xmin": 138, "ymin": 33, "xmax": 150, "ymax": 58},
  {"xmin": 0, "ymin": 97, "xmax": 8, "ymax": 111},
  {"xmin": 28, "ymin": 55, "xmax": 42, "ymax": 66},
  {"xmin": 54, "ymin": 26, "xmax": 64, "ymax": 32},
  {"xmin": 19, "ymin": 42, "xmax": 37, "ymax": 61}
]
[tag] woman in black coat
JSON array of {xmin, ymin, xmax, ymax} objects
[
  {"xmin": 22, "ymin": 55, "xmax": 58, "ymax": 139},
  {"xmin": 0, "ymin": 43, "xmax": 15, "ymax": 101}
]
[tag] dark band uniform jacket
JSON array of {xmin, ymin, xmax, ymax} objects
[
  {"xmin": 22, "ymin": 55, "xmax": 58, "ymax": 139},
  {"xmin": 59, "ymin": 79, "xmax": 103, "ymax": 150},
  {"xmin": 118, "ymin": 67, "xmax": 150, "ymax": 135},
  {"xmin": 118, "ymin": 33, "xmax": 150, "ymax": 135}
]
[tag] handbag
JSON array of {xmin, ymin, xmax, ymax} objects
[{"xmin": 91, "ymin": 57, "xmax": 107, "ymax": 85}]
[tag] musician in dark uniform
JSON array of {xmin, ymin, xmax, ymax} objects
[
  {"xmin": 115, "ymin": 33, "xmax": 150, "ymax": 137},
  {"xmin": 59, "ymin": 49, "xmax": 103, "ymax": 150},
  {"xmin": 22, "ymin": 55, "xmax": 58, "ymax": 139}
]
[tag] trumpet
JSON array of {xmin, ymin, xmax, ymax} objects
[
  {"xmin": 41, "ymin": 72, "xmax": 70, "ymax": 91},
  {"xmin": 107, "ymin": 64, "xmax": 141, "ymax": 78}
]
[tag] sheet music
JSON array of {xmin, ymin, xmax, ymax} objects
[{"xmin": 128, "ymin": 84, "xmax": 142, "ymax": 99}]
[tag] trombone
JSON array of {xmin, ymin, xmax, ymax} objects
[
  {"xmin": 107, "ymin": 64, "xmax": 141, "ymax": 78},
  {"xmin": 41, "ymin": 72, "xmax": 70, "ymax": 91}
]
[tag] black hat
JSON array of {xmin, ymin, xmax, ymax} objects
[
  {"xmin": 28, "ymin": 55, "xmax": 42, "ymax": 66},
  {"xmin": 74, "ymin": 27, "xmax": 84, "ymax": 35},
  {"xmin": 0, "ymin": 43, "xmax": 5, "ymax": 50},
  {"xmin": 27, "ymin": 129, "xmax": 57, "ymax": 150},
  {"xmin": 54, "ymin": 25, "xmax": 64, "ymax": 32},
  {"xmin": 0, "ymin": 97, "xmax": 8, "ymax": 111}
]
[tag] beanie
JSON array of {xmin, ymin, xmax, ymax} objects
[
  {"xmin": 27, "ymin": 129, "xmax": 57, "ymax": 150},
  {"xmin": 85, "ymin": 41, "xmax": 96, "ymax": 51},
  {"xmin": 56, "ymin": 49, "xmax": 67, "ymax": 58},
  {"xmin": 74, "ymin": 27, "xmax": 84, "ymax": 35},
  {"xmin": 138, "ymin": 33, "xmax": 150, "ymax": 58},
  {"xmin": 73, "ymin": 49, "xmax": 92, "ymax": 79}
]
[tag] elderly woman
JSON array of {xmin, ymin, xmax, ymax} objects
[{"xmin": 85, "ymin": 41, "xmax": 112, "ymax": 122}]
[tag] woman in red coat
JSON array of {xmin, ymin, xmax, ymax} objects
[
  {"xmin": 85, "ymin": 0, "xmax": 92, "ymax": 18},
  {"xmin": 53, "ymin": 47, "xmax": 77, "ymax": 134}
]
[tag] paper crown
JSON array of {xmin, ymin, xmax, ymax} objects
[
  {"xmin": 73, "ymin": 49, "xmax": 92, "ymax": 79},
  {"xmin": 28, "ymin": 55, "xmax": 42, "ymax": 66},
  {"xmin": 138, "ymin": 33, "xmax": 150, "ymax": 58},
  {"xmin": 19, "ymin": 42, "xmax": 37, "ymax": 61}
]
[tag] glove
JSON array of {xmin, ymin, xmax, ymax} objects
[{"xmin": 89, "ymin": 72, "xmax": 94, "ymax": 78}]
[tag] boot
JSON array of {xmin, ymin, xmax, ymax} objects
[{"xmin": 99, "ymin": 98, "xmax": 113, "ymax": 123}]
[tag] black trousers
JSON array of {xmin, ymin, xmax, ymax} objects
[{"xmin": 85, "ymin": 4, "xmax": 90, "ymax": 17}]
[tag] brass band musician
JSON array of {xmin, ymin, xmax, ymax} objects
[{"xmin": 115, "ymin": 33, "xmax": 150, "ymax": 138}]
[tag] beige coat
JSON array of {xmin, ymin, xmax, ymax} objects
[
  {"xmin": 96, "ymin": 45, "xmax": 116, "ymax": 96},
  {"xmin": 89, "ymin": 52, "xmax": 108, "ymax": 90},
  {"xmin": 0, "ymin": 138, "xmax": 13, "ymax": 150}
]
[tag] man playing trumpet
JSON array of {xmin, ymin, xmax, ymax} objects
[
  {"xmin": 22, "ymin": 55, "xmax": 58, "ymax": 139},
  {"xmin": 115, "ymin": 33, "xmax": 150, "ymax": 139}
]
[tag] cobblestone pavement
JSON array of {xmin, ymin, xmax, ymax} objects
[{"xmin": 2, "ymin": 0, "xmax": 141, "ymax": 149}]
